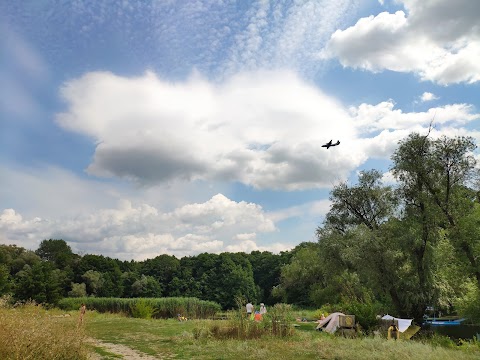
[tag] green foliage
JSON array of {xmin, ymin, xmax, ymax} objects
[
  {"xmin": 335, "ymin": 299, "xmax": 386, "ymax": 331},
  {"xmin": 14, "ymin": 262, "xmax": 63, "ymax": 304},
  {"xmin": 81, "ymin": 270, "xmax": 104, "ymax": 296},
  {"xmin": 274, "ymin": 242, "xmax": 322, "ymax": 306},
  {"xmin": 248, "ymin": 250, "xmax": 291, "ymax": 305},
  {"xmin": 68, "ymin": 282, "xmax": 87, "ymax": 297},
  {"xmin": 130, "ymin": 299, "xmax": 155, "ymax": 319},
  {"xmin": 131, "ymin": 275, "xmax": 162, "ymax": 297},
  {"xmin": 0, "ymin": 265, "xmax": 11, "ymax": 295},
  {"xmin": 268, "ymin": 303, "xmax": 295, "ymax": 337},
  {"xmin": 35, "ymin": 239, "xmax": 78, "ymax": 268},
  {"xmin": 455, "ymin": 283, "xmax": 480, "ymax": 323}
]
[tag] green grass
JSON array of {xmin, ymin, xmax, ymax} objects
[
  {"xmin": 84, "ymin": 311, "xmax": 480, "ymax": 360},
  {"xmin": 90, "ymin": 346, "xmax": 123, "ymax": 359}
]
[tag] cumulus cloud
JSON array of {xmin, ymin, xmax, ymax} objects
[
  {"xmin": 351, "ymin": 100, "xmax": 479, "ymax": 134},
  {"xmin": 0, "ymin": 193, "xmax": 281, "ymax": 260},
  {"xmin": 57, "ymin": 70, "xmax": 361, "ymax": 190},
  {"xmin": 56, "ymin": 70, "xmax": 480, "ymax": 189},
  {"xmin": 322, "ymin": 0, "xmax": 480, "ymax": 84},
  {"xmin": 420, "ymin": 92, "xmax": 438, "ymax": 102}
]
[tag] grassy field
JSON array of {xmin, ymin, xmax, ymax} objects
[
  {"xmin": 83, "ymin": 312, "xmax": 480, "ymax": 360},
  {"xmin": 2, "ymin": 305, "xmax": 480, "ymax": 360}
]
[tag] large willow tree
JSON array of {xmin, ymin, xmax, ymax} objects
[{"xmin": 309, "ymin": 133, "xmax": 479, "ymax": 322}]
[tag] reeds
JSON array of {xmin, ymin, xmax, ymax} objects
[{"xmin": 58, "ymin": 296, "xmax": 221, "ymax": 319}]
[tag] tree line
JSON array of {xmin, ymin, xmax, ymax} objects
[
  {"xmin": 1, "ymin": 132, "xmax": 480, "ymax": 323},
  {"xmin": 0, "ymin": 239, "xmax": 292, "ymax": 309}
]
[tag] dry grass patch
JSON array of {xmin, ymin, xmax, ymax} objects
[{"xmin": 0, "ymin": 303, "xmax": 89, "ymax": 360}]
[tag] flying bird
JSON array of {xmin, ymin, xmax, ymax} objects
[{"xmin": 321, "ymin": 140, "xmax": 340, "ymax": 149}]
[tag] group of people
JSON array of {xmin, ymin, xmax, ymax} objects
[{"xmin": 246, "ymin": 302, "xmax": 267, "ymax": 321}]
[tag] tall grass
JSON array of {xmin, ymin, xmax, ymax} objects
[
  {"xmin": 201, "ymin": 297, "xmax": 295, "ymax": 340},
  {"xmin": 0, "ymin": 302, "xmax": 89, "ymax": 360},
  {"xmin": 58, "ymin": 296, "xmax": 221, "ymax": 319}
]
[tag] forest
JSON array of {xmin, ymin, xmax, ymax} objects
[{"xmin": 1, "ymin": 132, "xmax": 480, "ymax": 324}]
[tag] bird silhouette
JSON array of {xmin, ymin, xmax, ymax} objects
[{"xmin": 321, "ymin": 140, "xmax": 340, "ymax": 149}]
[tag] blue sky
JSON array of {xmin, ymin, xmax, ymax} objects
[{"xmin": 1, "ymin": 0, "xmax": 479, "ymax": 260}]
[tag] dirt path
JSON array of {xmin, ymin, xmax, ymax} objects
[{"xmin": 88, "ymin": 338, "xmax": 171, "ymax": 359}]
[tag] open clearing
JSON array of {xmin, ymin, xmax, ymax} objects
[{"xmin": 83, "ymin": 312, "xmax": 480, "ymax": 360}]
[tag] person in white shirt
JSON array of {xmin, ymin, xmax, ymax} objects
[
  {"xmin": 260, "ymin": 303, "xmax": 267, "ymax": 315},
  {"xmin": 246, "ymin": 302, "xmax": 254, "ymax": 315}
]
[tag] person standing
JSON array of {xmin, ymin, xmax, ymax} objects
[
  {"xmin": 260, "ymin": 303, "xmax": 267, "ymax": 315},
  {"xmin": 79, "ymin": 303, "xmax": 86, "ymax": 325},
  {"xmin": 246, "ymin": 301, "xmax": 254, "ymax": 317}
]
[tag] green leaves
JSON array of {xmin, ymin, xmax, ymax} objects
[{"xmin": 311, "ymin": 132, "xmax": 480, "ymax": 322}]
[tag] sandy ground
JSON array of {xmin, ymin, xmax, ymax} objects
[{"xmin": 87, "ymin": 338, "xmax": 173, "ymax": 360}]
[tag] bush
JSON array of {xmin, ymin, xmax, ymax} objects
[
  {"xmin": 455, "ymin": 285, "xmax": 480, "ymax": 323},
  {"xmin": 131, "ymin": 299, "xmax": 154, "ymax": 319}
]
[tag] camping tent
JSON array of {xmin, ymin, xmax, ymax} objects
[
  {"xmin": 315, "ymin": 312, "xmax": 345, "ymax": 333},
  {"xmin": 381, "ymin": 314, "xmax": 412, "ymax": 333}
]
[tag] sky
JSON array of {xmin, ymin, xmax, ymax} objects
[{"xmin": 1, "ymin": 0, "xmax": 479, "ymax": 261}]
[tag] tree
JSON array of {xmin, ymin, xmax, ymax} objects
[
  {"xmin": 391, "ymin": 133, "xmax": 478, "ymax": 317},
  {"xmin": 81, "ymin": 270, "xmax": 104, "ymax": 296},
  {"xmin": 140, "ymin": 254, "xmax": 180, "ymax": 296},
  {"xmin": 325, "ymin": 170, "xmax": 397, "ymax": 233},
  {"xmin": 448, "ymin": 204, "xmax": 480, "ymax": 286},
  {"xmin": 68, "ymin": 282, "xmax": 87, "ymax": 297},
  {"xmin": 0, "ymin": 264, "xmax": 10, "ymax": 295},
  {"xmin": 248, "ymin": 251, "xmax": 290, "ymax": 305},
  {"xmin": 35, "ymin": 239, "xmax": 78, "ymax": 268},
  {"xmin": 273, "ymin": 243, "xmax": 323, "ymax": 306},
  {"xmin": 392, "ymin": 134, "xmax": 476, "ymax": 228},
  {"xmin": 76, "ymin": 255, "xmax": 123, "ymax": 297},
  {"xmin": 131, "ymin": 275, "xmax": 163, "ymax": 297},
  {"xmin": 14, "ymin": 262, "xmax": 62, "ymax": 304}
]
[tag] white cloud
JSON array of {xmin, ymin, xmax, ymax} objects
[
  {"xmin": 56, "ymin": 70, "xmax": 361, "ymax": 190},
  {"xmin": 323, "ymin": 0, "xmax": 480, "ymax": 84},
  {"xmin": 269, "ymin": 200, "xmax": 331, "ymax": 223},
  {"xmin": 351, "ymin": 100, "xmax": 479, "ymax": 134},
  {"xmin": 381, "ymin": 170, "xmax": 397, "ymax": 185},
  {"xmin": 420, "ymin": 92, "xmax": 438, "ymax": 102},
  {"xmin": 0, "ymin": 193, "xmax": 279, "ymax": 260},
  {"xmin": 55, "ymin": 70, "xmax": 480, "ymax": 190}
]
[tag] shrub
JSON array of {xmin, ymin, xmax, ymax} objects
[
  {"xmin": 130, "ymin": 299, "xmax": 154, "ymax": 319},
  {"xmin": 455, "ymin": 285, "xmax": 480, "ymax": 323}
]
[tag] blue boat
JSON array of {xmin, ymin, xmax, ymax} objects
[{"xmin": 423, "ymin": 318, "xmax": 466, "ymax": 326}]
